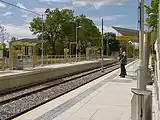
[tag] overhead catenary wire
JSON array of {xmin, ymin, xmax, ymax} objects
[
  {"xmin": 0, "ymin": 0, "xmax": 43, "ymax": 31},
  {"xmin": 0, "ymin": 0, "xmax": 47, "ymax": 66},
  {"xmin": 0, "ymin": 0, "xmax": 41, "ymax": 16}
]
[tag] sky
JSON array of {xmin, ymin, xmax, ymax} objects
[{"xmin": 0, "ymin": 0, "xmax": 151, "ymax": 39}]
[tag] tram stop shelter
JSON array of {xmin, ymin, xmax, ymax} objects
[
  {"xmin": 112, "ymin": 26, "xmax": 158, "ymax": 120},
  {"xmin": 112, "ymin": 26, "xmax": 157, "ymax": 51},
  {"xmin": 9, "ymin": 38, "xmax": 41, "ymax": 70}
]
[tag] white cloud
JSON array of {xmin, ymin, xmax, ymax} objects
[
  {"xmin": 1, "ymin": 12, "xmax": 13, "ymax": 16},
  {"xmin": 62, "ymin": 6, "xmax": 73, "ymax": 10},
  {"xmin": 39, "ymin": 0, "xmax": 70, "ymax": 3},
  {"xmin": 1, "ymin": 24, "xmax": 35, "ymax": 39},
  {"xmin": 34, "ymin": 8, "xmax": 47, "ymax": 14},
  {"xmin": 39, "ymin": 0, "xmax": 127, "ymax": 9},
  {"xmin": 17, "ymin": 3, "xmax": 28, "ymax": 17},
  {"xmin": 33, "ymin": 6, "xmax": 73, "ymax": 14},
  {"xmin": 0, "ymin": 2, "xmax": 6, "ymax": 8},
  {"xmin": 16, "ymin": 2, "xmax": 34, "ymax": 23},
  {"xmin": 72, "ymin": 0, "xmax": 127, "ymax": 9},
  {"xmin": 17, "ymin": 2, "xmax": 26, "ymax": 9},
  {"xmin": 90, "ymin": 15, "xmax": 125, "ymax": 21}
]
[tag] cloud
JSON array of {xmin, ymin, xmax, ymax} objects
[
  {"xmin": 72, "ymin": 0, "xmax": 127, "ymax": 9},
  {"xmin": 33, "ymin": 6, "xmax": 73, "ymax": 14},
  {"xmin": 0, "ymin": 2, "xmax": 6, "ymax": 8},
  {"xmin": 90, "ymin": 15, "xmax": 125, "ymax": 21},
  {"xmin": 33, "ymin": 8, "xmax": 47, "ymax": 14},
  {"xmin": 1, "ymin": 24, "xmax": 35, "ymax": 39},
  {"xmin": 1, "ymin": 12, "xmax": 14, "ymax": 16},
  {"xmin": 39, "ymin": 0, "xmax": 70, "ymax": 3},
  {"xmin": 39, "ymin": 0, "xmax": 127, "ymax": 9},
  {"xmin": 17, "ymin": 3, "xmax": 27, "ymax": 17},
  {"xmin": 16, "ymin": 2, "xmax": 34, "ymax": 23},
  {"xmin": 16, "ymin": 2, "xmax": 26, "ymax": 9},
  {"xmin": 62, "ymin": 6, "xmax": 73, "ymax": 10}
]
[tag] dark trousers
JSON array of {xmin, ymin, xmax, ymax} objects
[{"xmin": 120, "ymin": 64, "xmax": 126, "ymax": 77}]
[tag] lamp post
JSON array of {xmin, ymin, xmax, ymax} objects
[
  {"xmin": 101, "ymin": 18, "xmax": 104, "ymax": 72},
  {"xmin": 70, "ymin": 42, "xmax": 77, "ymax": 62},
  {"xmin": 41, "ymin": 14, "xmax": 44, "ymax": 66},
  {"xmin": 134, "ymin": 1, "xmax": 146, "ymax": 120},
  {"xmin": 75, "ymin": 23, "xmax": 82, "ymax": 62},
  {"xmin": 106, "ymin": 36, "xmax": 109, "ymax": 57}
]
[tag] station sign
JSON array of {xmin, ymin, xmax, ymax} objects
[
  {"xmin": 64, "ymin": 48, "xmax": 69, "ymax": 53},
  {"xmin": 116, "ymin": 36, "xmax": 138, "ymax": 40},
  {"xmin": 15, "ymin": 50, "xmax": 24, "ymax": 54}
]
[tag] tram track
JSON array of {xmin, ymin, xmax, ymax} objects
[{"xmin": 0, "ymin": 59, "xmax": 133, "ymax": 120}]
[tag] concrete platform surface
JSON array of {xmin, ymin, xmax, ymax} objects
[{"xmin": 14, "ymin": 60, "xmax": 138, "ymax": 120}]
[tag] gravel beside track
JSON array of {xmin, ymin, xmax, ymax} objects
[{"xmin": 0, "ymin": 60, "xmax": 133, "ymax": 120}]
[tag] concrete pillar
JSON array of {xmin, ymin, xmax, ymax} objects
[{"xmin": 137, "ymin": 0, "xmax": 146, "ymax": 90}]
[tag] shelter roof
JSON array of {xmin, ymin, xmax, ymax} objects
[
  {"xmin": 112, "ymin": 26, "xmax": 141, "ymax": 42},
  {"xmin": 11, "ymin": 38, "xmax": 41, "ymax": 46}
]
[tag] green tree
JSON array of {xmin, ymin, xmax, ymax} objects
[
  {"xmin": 103, "ymin": 32, "xmax": 120, "ymax": 55},
  {"xmin": 145, "ymin": 0, "xmax": 158, "ymax": 54},
  {"xmin": 145, "ymin": 0, "xmax": 158, "ymax": 30},
  {"xmin": 30, "ymin": 8, "xmax": 75, "ymax": 55},
  {"xmin": 75, "ymin": 14, "xmax": 101, "ymax": 54},
  {"xmin": 30, "ymin": 9, "xmax": 101, "ymax": 55},
  {"xmin": 119, "ymin": 41, "xmax": 136, "ymax": 58}
]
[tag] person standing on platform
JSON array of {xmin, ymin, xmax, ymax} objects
[{"xmin": 119, "ymin": 51, "xmax": 127, "ymax": 78}]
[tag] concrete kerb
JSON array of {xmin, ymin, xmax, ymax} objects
[{"xmin": 0, "ymin": 59, "xmax": 116, "ymax": 80}]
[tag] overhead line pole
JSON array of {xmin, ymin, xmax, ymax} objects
[
  {"xmin": 137, "ymin": 0, "xmax": 145, "ymax": 90},
  {"xmin": 76, "ymin": 22, "xmax": 78, "ymax": 62},
  {"xmin": 101, "ymin": 18, "xmax": 104, "ymax": 72},
  {"xmin": 41, "ymin": 14, "xmax": 44, "ymax": 66}
]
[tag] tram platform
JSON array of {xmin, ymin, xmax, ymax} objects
[
  {"xmin": 0, "ymin": 58, "xmax": 113, "ymax": 77},
  {"xmin": 0, "ymin": 58, "xmax": 117, "ymax": 95},
  {"xmin": 14, "ymin": 60, "xmax": 138, "ymax": 120}
]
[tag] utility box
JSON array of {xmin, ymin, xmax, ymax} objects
[
  {"xmin": 15, "ymin": 54, "xmax": 23, "ymax": 70},
  {"xmin": 0, "ymin": 50, "xmax": 3, "ymax": 59},
  {"xmin": 131, "ymin": 88, "xmax": 152, "ymax": 120}
]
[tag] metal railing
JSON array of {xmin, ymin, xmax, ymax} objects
[
  {"xmin": 0, "ymin": 54, "xmax": 117, "ymax": 70},
  {"xmin": 36, "ymin": 55, "xmax": 87, "ymax": 66}
]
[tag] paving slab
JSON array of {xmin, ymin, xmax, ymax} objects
[
  {"xmin": 14, "ymin": 60, "xmax": 138, "ymax": 120},
  {"xmin": 56, "ymin": 61, "xmax": 137, "ymax": 120}
]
